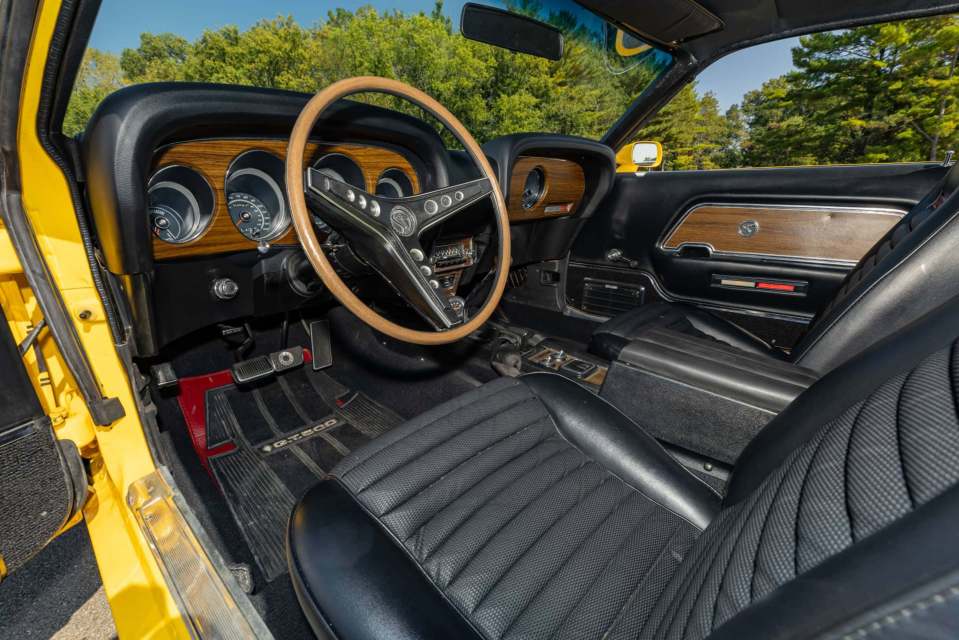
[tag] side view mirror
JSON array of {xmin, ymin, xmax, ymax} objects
[{"xmin": 616, "ymin": 141, "xmax": 663, "ymax": 171}]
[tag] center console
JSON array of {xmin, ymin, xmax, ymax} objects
[
  {"xmin": 600, "ymin": 327, "xmax": 819, "ymax": 464},
  {"xmin": 523, "ymin": 344, "xmax": 608, "ymax": 387}
]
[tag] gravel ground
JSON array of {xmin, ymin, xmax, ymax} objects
[{"xmin": 0, "ymin": 523, "xmax": 117, "ymax": 639}]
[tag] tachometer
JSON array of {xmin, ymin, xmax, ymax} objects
[{"xmin": 227, "ymin": 192, "xmax": 272, "ymax": 240}]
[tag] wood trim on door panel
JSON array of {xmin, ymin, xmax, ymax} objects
[
  {"xmin": 151, "ymin": 139, "xmax": 419, "ymax": 260},
  {"xmin": 660, "ymin": 203, "xmax": 906, "ymax": 265},
  {"xmin": 507, "ymin": 156, "xmax": 585, "ymax": 222}
]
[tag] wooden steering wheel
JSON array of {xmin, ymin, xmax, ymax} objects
[{"xmin": 286, "ymin": 77, "xmax": 511, "ymax": 345}]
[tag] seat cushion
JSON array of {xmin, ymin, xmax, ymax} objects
[
  {"xmin": 288, "ymin": 374, "xmax": 720, "ymax": 640},
  {"xmin": 590, "ymin": 301, "xmax": 777, "ymax": 361}
]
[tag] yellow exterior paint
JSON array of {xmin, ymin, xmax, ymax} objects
[{"xmin": 6, "ymin": 0, "xmax": 190, "ymax": 636}]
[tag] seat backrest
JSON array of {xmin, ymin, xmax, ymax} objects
[
  {"xmin": 639, "ymin": 294, "xmax": 959, "ymax": 639},
  {"xmin": 790, "ymin": 161, "xmax": 959, "ymax": 373}
]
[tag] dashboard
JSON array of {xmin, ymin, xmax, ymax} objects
[{"xmin": 81, "ymin": 84, "xmax": 615, "ymax": 355}]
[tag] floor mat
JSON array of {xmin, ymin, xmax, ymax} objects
[{"xmin": 178, "ymin": 363, "xmax": 403, "ymax": 581}]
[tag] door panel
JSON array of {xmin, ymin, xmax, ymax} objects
[
  {"xmin": 0, "ymin": 305, "xmax": 79, "ymax": 579},
  {"xmin": 568, "ymin": 162, "xmax": 948, "ymax": 346},
  {"xmin": 660, "ymin": 203, "xmax": 904, "ymax": 265}
]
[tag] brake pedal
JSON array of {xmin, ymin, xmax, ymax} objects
[{"xmin": 231, "ymin": 346, "xmax": 304, "ymax": 384}]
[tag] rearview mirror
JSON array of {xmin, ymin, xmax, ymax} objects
[
  {"xmin": 617, "ymin": 141, "xmax": 663, "ymax": 171},
  {"xmin": 460, "ymin": 3, "xmax": 564, "ymax": 61}
]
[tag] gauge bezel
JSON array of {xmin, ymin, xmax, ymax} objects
[
  {"xmin": 311, "ymin": 153, "xmax": 365, "ymax": 189},
  {"xmin": 224, "ymin": 150, "xmax": 290, "ymax": 242},
  {"xmin": 375, "ymin": 167, "xmax": 414, "ymax": 199},
  {"xmin": 521, "ymin": 166, "xmax": 546, "ymax": 210},
  {"xmin": 147, "ymin": 165, "xmax": 216, "ymax": 244}
]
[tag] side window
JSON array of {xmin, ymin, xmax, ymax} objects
[{"xmin": 627, "ymin": 13, "xmax": 958, "ymax": 171}]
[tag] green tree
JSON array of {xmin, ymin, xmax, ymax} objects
[
  {"xmin": 742, "ymin": 15, "xmax": 959, "ymax": 165},
  {"xmin": 63, "ymin": 48, "xmax": 125, "ymax": 136}
]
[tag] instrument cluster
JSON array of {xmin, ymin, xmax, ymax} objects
[{"xmin": 147, "ymin": 142, "xmax": 418, "ymax": 249}]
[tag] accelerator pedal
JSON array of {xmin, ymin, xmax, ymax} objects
[{"xmin": 231, "ymin": 346, "xmax": 305, "ymax": 385}]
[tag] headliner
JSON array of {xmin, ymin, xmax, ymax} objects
[{"xmin": 583, "ymin": 0, "xmax": 959, "ymax": 63}]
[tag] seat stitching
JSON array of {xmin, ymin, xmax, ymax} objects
[
  {"xmin": 436, "ymin": 461, "xmax": 595, "ymax": 589},
  {"xmin": 747, "ymin": 448, "xmax": 810, "ymax": 601},
  {"xmin": 498, "ymin": 488, "xmax": 639, "ymax": 638},
  {"xmin": 402, "ymin": 437, "xmax": 564, "ymax": 547},
  {"xmin": 706, "ymin": 464, "xmax": 796, "ymax": 633},
  {"xmin": 345, "ymin": 395, "xmax": 541, "ymax": 491},
  {"xmin": 896, "ymin": 367, "xmax": 918, "ymax": 509},
  {"xmin": 791, "ymin": 426, "xmax": 836, "ymax": 578},
  {"xmin": 419, "ymin": 443, "xmax": 577, "ymax": 564},
  {"xmin": 332, "ymin": 381, "xmax": 521, "ymax": 474},
  {"xmin": 602, "ymin": 520, "xmax": 683, "ymax": 640},
  {"xmin": 376, "ymin": 416, "xmax": 549, "ymax": 517},
  {"xmin": 948, "ymin": 343, "xmax": 959, "ymax": 446},
  {"xmin": 319, "ymin": 478, "xmax": 490, "ymax": 640},
  {"xmin": 336, "ymin": 383, "xmax": 529, "ymax": 477},
  {"xmin": 843, "ymin": 399, "xmax": 869, "ymax": 543},
  {"xmin": 837, "ymin": 582, "xmax": 959, "ymax": 639},
  {"xmin": 452, "ymin": 470, "xmax": 609, "ymax": 611},
  {"xmin": 546, "ymin": 497, "xmax": 658, "ymax": 639}
]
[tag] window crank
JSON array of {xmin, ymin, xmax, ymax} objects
[{"xmin": 606, "ymin": 248, "xmax": 639, "ymax": 269}]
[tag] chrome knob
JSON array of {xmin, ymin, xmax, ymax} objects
[{"xmin": 212, "ymin": 278, "xmax": 239, "ymax": 300}]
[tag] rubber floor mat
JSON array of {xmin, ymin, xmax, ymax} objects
[{"xmin": 201, "ymin": 366, "xmax": 402, "ymax": 581}]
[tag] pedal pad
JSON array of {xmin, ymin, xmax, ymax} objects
[
  {"xmin": 309, "ymin": 320, "xmax": 332, "ymax": 370},
  {"xmin": 232, "ymin": 346, "xmax": 304, "ymax": 384}
]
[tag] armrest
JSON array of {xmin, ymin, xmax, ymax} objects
[
  {"xmin": 600, "ymin": 327, "xmax": 819, "ymax": 464},
  {"xmin": 618, "ymin": 327, "xmax": 819, "ymax": 413}
]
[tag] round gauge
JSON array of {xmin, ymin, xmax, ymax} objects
[
  {"xmin": 148, "ymin": 165, "xmax": 215, "ymax": 244},
  {"xmin": 227, "ymin": 192, "xmax": 273, "ymax": 240},
  {"xmin": 224, "ymin": 151, "xmax": 288, "ymax": 242},
  {"xmin": 521, "ymin": 166, "xmax": 546, "ymax": 210},
  {"xmin": 375, "ymin": 168, "xmax": 414, "ymax": 199},
  {"xmin": 312, "ymin": 153, "xmax": 365, "ymax": 232}
]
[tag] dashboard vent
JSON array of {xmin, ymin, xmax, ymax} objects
[
  {"xmin": 581, "ymin": 278, "xmax": 645, "ymax": 317},
  {"xmin": 507, "ymin": 267, "xmax": 528, "ymax": 289}
]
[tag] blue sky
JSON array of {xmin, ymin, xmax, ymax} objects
[{"xmin": 89, "ymin": 0, "xmax": 799, "ymax": 110}]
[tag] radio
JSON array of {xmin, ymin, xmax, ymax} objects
[{"xmin": 431, "ymin": 239, "xmax": 475, "ymax": 271}]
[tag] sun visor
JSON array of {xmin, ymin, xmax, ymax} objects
[{"xmin": 578, "ymin": 0, "xmax": 724, "ymax": 47}]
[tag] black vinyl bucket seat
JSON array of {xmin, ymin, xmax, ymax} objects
[
  {"xmin": 590, "ymin": 161, "xmax": 959, "ymax": 374},
  {"xmin": 287, "ymin": 293, "xmax": 959, "ymax": 640}
]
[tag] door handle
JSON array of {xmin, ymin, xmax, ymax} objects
[{"xmin": 606, "ymin": 248, "xmax": 638, "ymax": 269}]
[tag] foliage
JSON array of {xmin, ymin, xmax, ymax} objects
[
  {"xmin": 64, "ymin": 7, "xmax": 958, "ymax": 171},
  {"xmin": 739, "ymin": 14, "xmax": 959, "ymax": 166},
  {"xmin": 62, "ymin": 4, "xmax": 664, "ymax": 142}
]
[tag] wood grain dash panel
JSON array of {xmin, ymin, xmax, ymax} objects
[
  {"xmin": 507, "ymin": 156, "xmax": 585, "ymax": 222},
  {"xmin": 151, "ymin": 139, "xmax": 418, "ymax": 260},
  {"xmin": 661, "ymin": 204, "xmax": 905, "ymax": 264}
]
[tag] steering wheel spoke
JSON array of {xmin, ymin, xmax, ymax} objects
[
  {"xmin": 375, "ymin": 238, "xmax": 465, "ymax": 330},
  {"xmin": 403, "ymin": 178, "xmax": 494, "ymax": 235},
  {"xmin": 305, "ymin": 167, "xmax": 390, "ymax": 235}
]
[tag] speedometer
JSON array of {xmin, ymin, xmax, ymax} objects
[{"xmin": 228, "ymin": 192, "xmax": 272, "ymax": 240}]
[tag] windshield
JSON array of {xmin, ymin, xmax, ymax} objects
[{"xmin": 65, "ymin": 0, "xmax": 673, "ymax": 141}]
